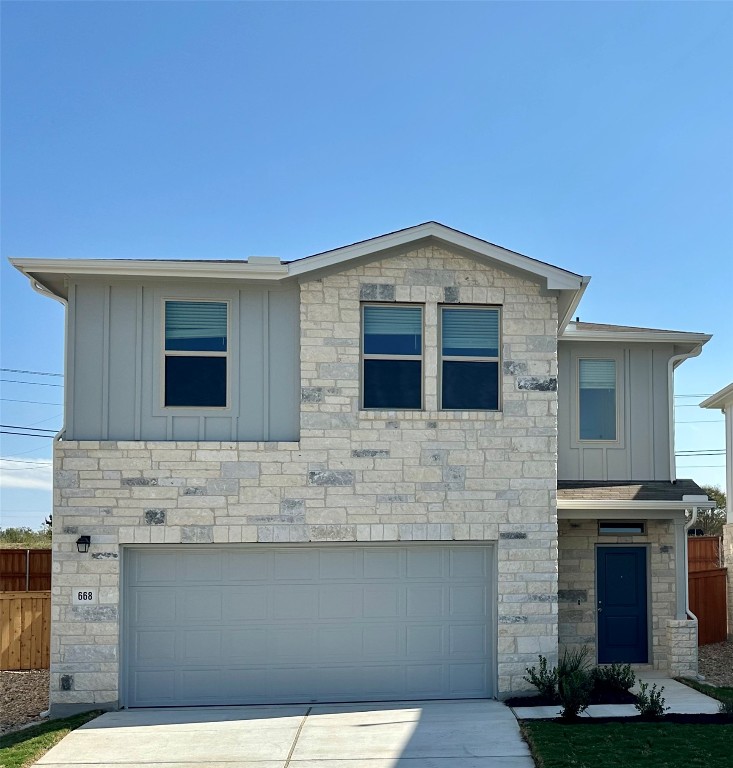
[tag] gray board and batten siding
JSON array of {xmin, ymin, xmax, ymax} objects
[
  {"xmin": 66, "ymin": 279, "xmax": 300, "ymax": 442},
  {"xmin": 557, "ymin": 341, "xmax": 673, "ymax": 482},
  {"xmin": 122, "ymin": 544, "xmax": 495, "ymax": 707}
]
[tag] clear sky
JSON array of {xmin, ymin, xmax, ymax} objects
[{"xmin": 1, "ymin": 1, "xmax": 732, "ymax": 530}]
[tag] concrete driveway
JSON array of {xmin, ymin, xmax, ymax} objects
[{"xmin": 36, "ymin": 700, "xmax": 533, "ymax": 767}]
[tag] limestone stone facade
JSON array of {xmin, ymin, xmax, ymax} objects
[
  {"xmin": 50, "ymin": 245, "xmax": 560, "ymax": 711},
  {"xmin": 558, "ymin": 518, "xmax": 693, "ymax": 670}
]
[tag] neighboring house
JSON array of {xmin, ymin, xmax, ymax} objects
[
  {"xmin": 12, "ymin": 222, "xmax": 715, "ymax": 716},
  {"xmin": 701, "ymin": 383, "xmax": 733, "ymax": 636}
]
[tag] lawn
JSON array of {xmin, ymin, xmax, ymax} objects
[
  {"xmin": 0, "ymin": 711, "xmax": 101, "ymax": 768},
  {"xmin": 521, "ymin": 720, "xmax": 733, "ymax": 768},
  {"xmin": 676, "ymin": 677, "xmax": 733, "ymax": 707}
]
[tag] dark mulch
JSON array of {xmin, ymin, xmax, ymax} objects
[
  {"xmin": 526, "ymin": 713, "xmax": 733, "ymax": 725},
  {"xmin": 507, "ymin": 685, "xmax": 637, "ymax": 708}
]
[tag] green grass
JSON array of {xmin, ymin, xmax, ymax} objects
[
  {"xmin": 521, "ymin": 720, "xmax": 733, "ymax": 768},
  {"xmin": 676, "ymin": 677, "xmax": 733, "ymax": 706},
  {"xmin": 0, "ymin": 711, "xmax": 102, "ymax": 768}
]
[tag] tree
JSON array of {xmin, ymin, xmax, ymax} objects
[{"xmin": 696, "ymin": 485, "xmax": 727, "ymax": 536}]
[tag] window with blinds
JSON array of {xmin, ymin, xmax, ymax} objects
[
  {"xmin": 578, "ymin": 358, "xmax": 616, "ymax": 440},
  {"xmin": 440, "ymin": 307, "xmax": 500, "ymax": 410},
  {"xmin": 362, "ymin": 304, "xmax": 422, "ymax": 409},
  {"xmin": 164, "ymin": 300, "xmax": 228, "ymax": 408}
]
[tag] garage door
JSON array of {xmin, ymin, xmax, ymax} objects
[{"xmin": 122, "ymin": 544, "xmax": 494, "ymax": 707}]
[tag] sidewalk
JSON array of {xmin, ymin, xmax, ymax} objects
[{"xmin": 512, "ymin": 676, "xmax": 721, "ymax": 719}]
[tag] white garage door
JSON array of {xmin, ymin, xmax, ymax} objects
[{"xmin": 122, "ymin": 544, "xmax": 494, "ymax": 707}]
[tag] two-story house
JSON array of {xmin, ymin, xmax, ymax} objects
[{"xmin": 12, "ymin": 222, "xmax": 714, "ymax": 716}]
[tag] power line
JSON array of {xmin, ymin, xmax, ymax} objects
[
  {"xmin": 0, "ymin": 368, "xmax": 63, "ymax": 377},
  {"xmin": 677, "ymin": 465, "xmax": 725, "ymax": 468},
  {"xmin": 0, "ymin": 431, "xmax": 54, "ymax": 438},
  {"xmin": 0, "ymin": 424, "xmax": 58, "ymax": 433},
  {"xmin": 676, "ymin": 420, "xmax": 724, "ymax": 424},
  {"xmin": 0, "ymin": 379, "xmax": 63, "ymax": 388},
  {"xmin": 674, "ymin": 394, "xmax": 713, "ymax": 398},
  {"xmin": 0, "ymin": 398, "xmax": 63, "ymax": 406},
  {"xmin": 1, "ymin": 458, "xmax": 53, "ymax": 466}
]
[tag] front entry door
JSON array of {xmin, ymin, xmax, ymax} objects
[{"xmin": 596, "ymin": 546, "xmax": 648, "ymax": 663}]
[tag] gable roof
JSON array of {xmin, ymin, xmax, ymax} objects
[{"xmin": 10, "ymin": 222, "xmax": 590, "ymax": 332}]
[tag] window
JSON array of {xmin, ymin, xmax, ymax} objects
[
  {"xmin": 578, "ymin": 359, "xmax": 616, "ymax": 440},
  {"xmin": 362, "ymin": 304, "xmax": 422, "ymax": 409},
  {"xmin": 440, "ymin": 306, "xmax": 500, "ymax": 410},
  {"xmin": 164, "ymin": 300, "xmax": 228, "ymax": 408}
]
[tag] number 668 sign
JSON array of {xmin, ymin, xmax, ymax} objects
[{"xmin": 72, "ymin": 588, "xmax": 98, "ymax": 605}]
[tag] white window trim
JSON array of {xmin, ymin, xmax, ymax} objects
[
  {"xmin": 573, "ymin": 352, "xmax": 623, "ymax": 446},
  {"xmin": 438, "ymin": 304, "xmax": 502, "ymax": 412},
  {"xmin": 360, "ymin": 302, "xmax": 424, "ymax": 411},
  {"xmin": 161, "ymin": 298, "xmax": 231, "ymax": 411}
]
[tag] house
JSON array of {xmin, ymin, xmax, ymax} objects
[
  {"xmin": 701, "ymin": 383, "xmax": 733, "ymax": 637},
  {"xmin": 11, "ymin": 222, "xmax": 715, "ymax": 716}
]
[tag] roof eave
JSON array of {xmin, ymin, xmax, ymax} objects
[
  {"xmin": 557, "ymin": 499, "xmax": 715, "ymax": 510},
  {"xmin": 700, "ymin": 382, "xmax": 733, "ymax": 410},
  {"xmin": 560, "ymin": 328, "xmax": 712, "ymax": 345}
]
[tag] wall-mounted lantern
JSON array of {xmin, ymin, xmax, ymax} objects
[{"xmin": 76, "ymin": 535, "xmax": 91, "ymax": 554}]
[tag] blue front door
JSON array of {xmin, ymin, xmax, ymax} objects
[{"xmin": 596, "ymin": 546, "xmax": 648, "ymax": 664}]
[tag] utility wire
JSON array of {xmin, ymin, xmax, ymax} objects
[
  {"xmin": 0, "ymin": 379, "xmax": 63, "ymax": 388},
  {"xmin": 0, "ymin": 431, "xmax": 55, "ymax": 438},
  {"xmin": 1, "ymin": 424, "xmax": 58, "ymax": 433},
  {"xmin": 0, "ymin": 398, "xmax": 63, "ymax": 406},
  {"xmin": 0, "ymin": 368, "xmax": 63, "ymax": 377}
]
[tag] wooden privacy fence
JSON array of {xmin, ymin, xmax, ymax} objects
[
  {"xmin": 689, "ymin": 568, "xmax": 728, "ymax": 646},
  {"xmin": 0, "ymin": 549, "xmax": 52, "ymax": 591},
  {"xmin": 688, "ymin": 537, "xmax": 721, "ymax": 572},
  {"xmin": 0, "ymin": 591, "xmax": 51, "ymax": 670}
]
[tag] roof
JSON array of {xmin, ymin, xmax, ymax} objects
[
  {"xmin": 700, "ymin": 382, "xmax": 733, "ymax": 410},
  {"xmin": 560, "ymin": 320, "xmax": 711, "ymax": 346},
  {"xmin": 557, "ymin": 479, "xmax": 708, "ymax": 502},
  {"xmin": 10, "ymin": 222, "xmax": 589, "ymax": 333}
]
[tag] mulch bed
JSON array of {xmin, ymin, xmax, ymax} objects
[
  {"xmin": 527, "ymin": 713, "xmax": 733, "ymax": 725},
  {"xmin": 699, "ymin": 639, "xmax": 733, "ymax": 687},
  {"xmin": 0, "ymin": 670, "xmax": 49, "ymax": 735},
  {"xmin": 506, "ymin": 686, "xmax": 637, "ymax": 708}
]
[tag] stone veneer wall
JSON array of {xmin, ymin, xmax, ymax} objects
[
  {"xmin": 558, "ymin": 519, "xmax": 697, "ymax": 672},
  {"xmin": 50, "ymin": 244, "xmax": 560, "ymax": 712}
]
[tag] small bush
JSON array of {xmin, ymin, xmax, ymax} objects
[
  {"xmin": 558, "ymin": 668, "xmax": 593, "ymax": 719},
  {"xmin": 634, "ymin": 682, "xmax": 668, "ymax": 718},
  {"xmin": 594, "ymin": 663, "xmax": 636, "ymax": 693},
  {"xmin": 523, "ymin": 655, "xmax": 559, "ymax": 700},
  {"xmin": 718, "ymin": 699, "xmax": 733, "ymax": 715}
]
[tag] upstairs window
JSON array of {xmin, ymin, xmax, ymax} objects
[
  {"xmin": 440, "ymin": 307, "xmax": 500, "ymax": 410},
  {"xmin": 164, "ymin": 300, "xmax": 228, "ymax": 408},
  {"xmin": 362, "ymin": 304, "xmax": 422, "ymax": 409},
  {"xmin": 578, "ymin": 358, "xmax": 616, "ymax": 440}
]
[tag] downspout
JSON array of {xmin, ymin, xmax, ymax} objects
[
  {"xmin": 683, "ymin": 506, "xmax": 699, "ymax": 622},
  {"xmin": 668, "ymin": 345, "xmax": 703, "ymax": 482}
]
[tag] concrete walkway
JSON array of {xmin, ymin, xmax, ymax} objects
[
  {"xmin": 513, "ymin": 676, "xmax": 721, "ymax": 719},
  {"xmin": 36, "ymin": 699, "xmax": 534, "ymax": 767}
]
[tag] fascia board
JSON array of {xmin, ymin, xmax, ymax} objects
[
  {"xmin": 560, "ymin": 329, "xmax": 712, "ymax": 345},
  {"xmin": 286, "ymin": 222, "xmax": 585, "ymax": 290},
  {"xmin": 558, "ymin": 508, "xmax": 688, "ymax": 521},
  {"xmin": 700, "ymin": 382, "xmax": 733, "ymax": 410},
  {"xmin": 557, "ymin": 499, "xmax": 715, "ymax": 510},
  {"xmin": 10, "ymin": 258, "xmax": 288, "ymax": 282}
]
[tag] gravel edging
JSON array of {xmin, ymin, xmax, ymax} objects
[
  {"xmin": 0, "ymin": 670, "xmax": 50, "ymax": 735},
  {"xmin": 698, "ymin": 640, "xmax": 733, "ymax": 687}
]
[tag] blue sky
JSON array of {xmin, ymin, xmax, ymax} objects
[{"xmin": 1, "ymin": 1, "xmax": 732, "ymax": 529}]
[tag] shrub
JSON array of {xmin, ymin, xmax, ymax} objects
[
  {"xmin": 594, "ymin": 663, "xmax": 636, "ymax": 693},
  {"xmin": 523, "ymin": 655, "xmax": 559, "ymax": 700},
  {"xmin": 558, "ymin": 646, "xmax": 592, "ymax": 679},
  {"xmin": 634, "ymin": 682, "xmax": 669, "ymax": 718},
  {"xmin": 718, "ymin": 699, "xmax": 733, "ymax": 715},
  {"xmin": 558, "ymin": 668, "xmax": 593, "ymax": 719}
]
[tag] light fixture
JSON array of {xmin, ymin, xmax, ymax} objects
[{"xmin": 76, "ymin": 535, "xmax": 91, "ymax": 554}]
